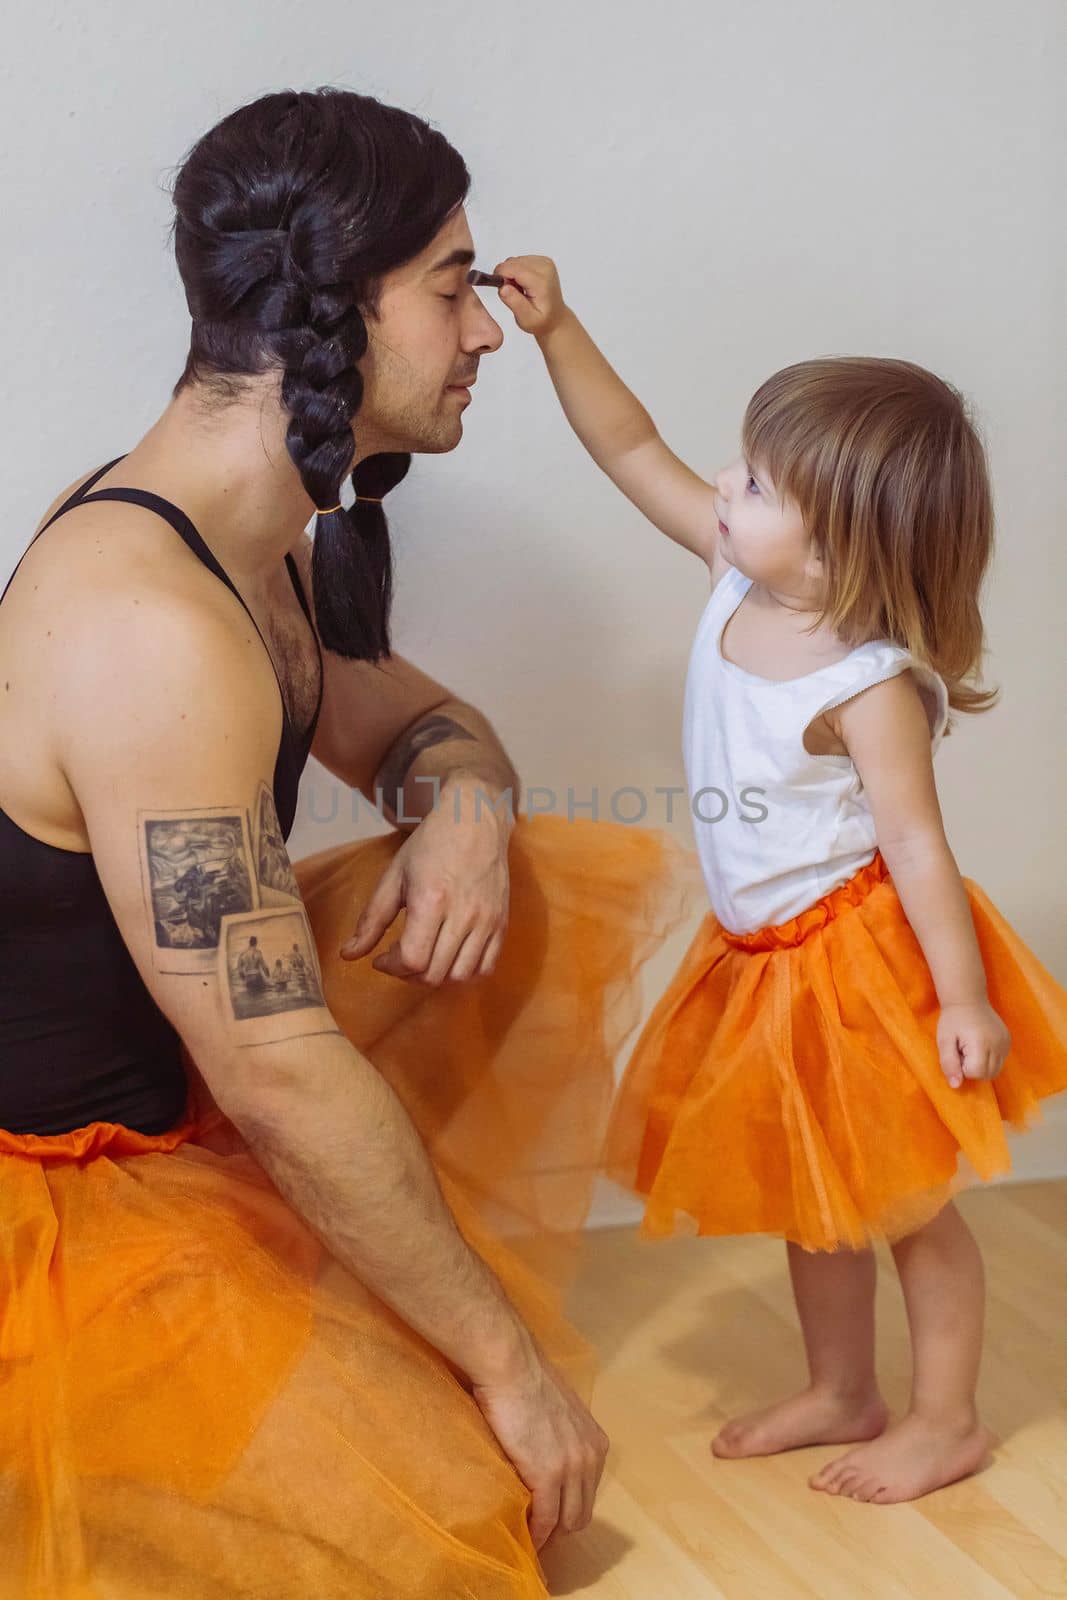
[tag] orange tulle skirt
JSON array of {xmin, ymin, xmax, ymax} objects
[
  {"xmin": 606, "ymin": 851, "xmax": 1067, "ymax": 1254},
  {"xmin": 0, "ymin": 815, "xmax": 692, "ymax": 1600}
]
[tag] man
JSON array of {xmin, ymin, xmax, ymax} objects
[{"xmin": 0, "ymin": 89, "xmax": 629, "ymax": 1597}]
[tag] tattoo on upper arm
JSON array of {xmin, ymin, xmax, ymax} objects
[
  {"xmin": 141, "ymin": 782, "xmax": 304, "ymax": 977},
  {"xmin": 218, "ymin": 906, "xmax": 337, "ymax": 1046},
  {"xmin": 253, "ymin": 781, "xmax": 302, "ymax": 904},
  {"xmin": 140, "ymin": 808, "xmax": 256, "ymax": 974},
  {"xmin": 140, "ymin": 793, "xmax": 338, "ymax": 1046},
  {"xmin": 375, "ymin": 713, "xmax": 477, "ymax": 809}
]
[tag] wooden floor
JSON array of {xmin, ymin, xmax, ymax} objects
[{"xmin": 539, "ymin": 1181, "xmax": 1067, "ymax": 1599}]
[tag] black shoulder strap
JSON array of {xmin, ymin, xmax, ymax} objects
[
  {"xmin": 78, "ymin": 488, "xmax": 324, "ymax": 738},
  {"xmin": 37, "ymin": 457, "xmax": 129, "ymax": 536},
  {"xmin": 77, "ymin": 487, "xmax": 250, "ymax": 624},
  {"xmin": 283, "ymin": 550, "xmax": 324, "ymax": 726},
  {"xmin": 5, "ymin": 470, "xmax": 322, "ymax": 740},
  {"xmin": 1, "ymin": 457, "xmax": 128, "ymax": 607},
  {"xmin": 284, "ymin": 551, "xmax": 313, "ymax": 624}
]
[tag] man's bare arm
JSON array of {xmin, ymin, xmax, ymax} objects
[
  {"xmin": 56, "ymin": 568, "xmax": 530, "ymax": 1379},
  {"xmin": 374, "ymin": 700, "xmax": 520, "ymax": 831},
  {"xmin": 290, "ymin": 534, "xmax": 519, "ymax": 826},
  {"xmin": 229, "ymin": 1030, "xmax": 532, "ymax": 1374}
]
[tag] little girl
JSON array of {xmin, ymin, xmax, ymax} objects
[{"xmin": 491, "ymin": 256, "xmax": 1067, "ymax": 1505}]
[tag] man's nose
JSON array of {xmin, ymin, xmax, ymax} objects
[{"xmin": 467, "ymin": 302, "xmax": 504, "ymax": 355}]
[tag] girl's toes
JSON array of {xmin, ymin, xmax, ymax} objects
[
  {"xmin": 811, "ymin": 1456, "xmax": 850, "ymax": 1491},
  {"xmin": 711, "ymin": 1422, "xmax": 743, "ymax": 1456}
]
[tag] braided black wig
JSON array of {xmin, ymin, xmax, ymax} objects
[{"xmin": 170, "ymin": 88, "xmax": 470, "ymax": 661}]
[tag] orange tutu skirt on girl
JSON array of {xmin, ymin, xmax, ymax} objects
[
  {"xmin": 606, "ymin": 851, "xmax": 1067, "ymax": 1254},
  {"xmin": 0, "ymin": 814, "xmax": 692, "ymax": 1600}
]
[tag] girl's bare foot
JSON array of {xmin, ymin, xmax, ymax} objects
[
  {"xmin": 809, "ymin": 1411, "xmax": 993, "ymax": 1502},
  {"xmin": 712, "ymin": 1384, "xmax": 889, "ymax": 1459}
]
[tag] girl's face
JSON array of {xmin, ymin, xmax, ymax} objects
[{"xmin": 713, "ymin": 456, "xmax": 819, "ymax": 593}]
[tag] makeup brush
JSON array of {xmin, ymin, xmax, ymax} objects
[{"xmin": 468, "ymin": 270, "xmax": 530, "ymax": 296}]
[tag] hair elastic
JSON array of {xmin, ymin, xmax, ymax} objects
[{"xmin": 316, "ymin": 496, "xmax": 384, "ymax": 514}]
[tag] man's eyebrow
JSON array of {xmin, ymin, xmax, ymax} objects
[{"xmin": 425, "ymin": 247, "xmax": 476, "ymax": 276}]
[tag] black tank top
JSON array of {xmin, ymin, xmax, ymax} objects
[{"xmin": 0, "ymin": 459, "xmax": 323, "ymax": 1136}]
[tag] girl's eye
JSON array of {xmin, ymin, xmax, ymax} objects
[
  {"xmin": 441, "ymin": 294, "xmax": 458, "ymax": 302},
  {"xmin": 746, "ymin": 475, "xmax": 761, "ymax": 494}
]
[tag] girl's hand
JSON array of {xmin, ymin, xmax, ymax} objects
[
  {"xmin": 936, "ymin": 1001, "xmax": 1011, "ymax": 1088},
  {"xmin": 492, "ymin": 256, "xmax": 567, "ymax": 339}
]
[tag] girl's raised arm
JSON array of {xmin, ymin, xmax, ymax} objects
[{"xmin": 495, "ymin": 256, "xmax": 725, "ymax": 574}]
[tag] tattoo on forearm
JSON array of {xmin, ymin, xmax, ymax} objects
[
  {"xmin": 254, "ymin": 781, "xmax": 302, "ymax": 903},
  {"xmin": 141, "ymin": 807, "xmax": 256, "ymax": 974},
  {"xmin": 375, "ymin": 714, "xmax": 478, "ymax": 810}
]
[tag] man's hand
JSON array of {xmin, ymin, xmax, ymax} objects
[
  {"xmin": 340, "ymin": 779, "xmax": 512, "ymax": 983},
  {"xmin": 493, "ymin": 255, "xmax": 568, "ymax": 341},
  {"xmin": 472, "ymin": 1349, "xmax": 610, "ymax": 1551},
  {"xmin": 937, "ymin": 1001, "xmax": 1011, "ymax": 1088}
]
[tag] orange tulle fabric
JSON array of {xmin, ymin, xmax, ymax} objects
[
  {"xmin": 606, "ymin": 852, "xmax": 1067, "ymax": 1254},
  {"xmin": 0, "ymin": 814, "xmax": 693, "ymax": 1600}
]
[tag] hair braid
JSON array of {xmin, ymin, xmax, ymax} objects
[{"xmin": 170, "ymin": 87, "xmax": 470, "ymax": 660}]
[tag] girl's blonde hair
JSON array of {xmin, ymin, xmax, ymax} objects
[{"xmin": 742, "ymin": 356, "xmax": 998, "ymax": 717}]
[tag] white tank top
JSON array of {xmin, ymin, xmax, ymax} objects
[{"xmin": 682, "ymin": 565, "xmax": 950, "ymax": 934}]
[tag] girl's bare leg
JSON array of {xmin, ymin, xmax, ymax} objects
[
  {"xmin": 712, "ymin": 1241, "xmax": 889, "ymax": 1458},
  {"xmin": 810, "ymin": 1202, "xmax": 992, "ymax": 1501}
]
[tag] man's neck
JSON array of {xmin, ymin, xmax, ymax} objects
[{"xmin": 112, "ymin": 379, "xmax": 384, "ymax": 592}]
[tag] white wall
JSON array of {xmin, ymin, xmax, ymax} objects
[{"xmin": 3, "ymin": 0, "xmax": 1063, "ymax": 1186}]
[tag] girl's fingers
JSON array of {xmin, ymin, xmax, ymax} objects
[
  {"xmin": 963, "ymin": 1043, "xmax": 992, "ymax": 1080},
  {"xmin": 494, "ymin": 258, "xmax": 545, "ymax": 295},
  {"xmin": 939, "ymin": 1039, "xmax": 964, "ymax": 1088},
  {"xmin": 500, "ymin": 280, "xmax": 536, "ymax": 307}
]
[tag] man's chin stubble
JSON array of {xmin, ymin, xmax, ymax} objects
[{"xmin": 410, "ymin": 418, "xmax": 465, "ymax": 455}]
